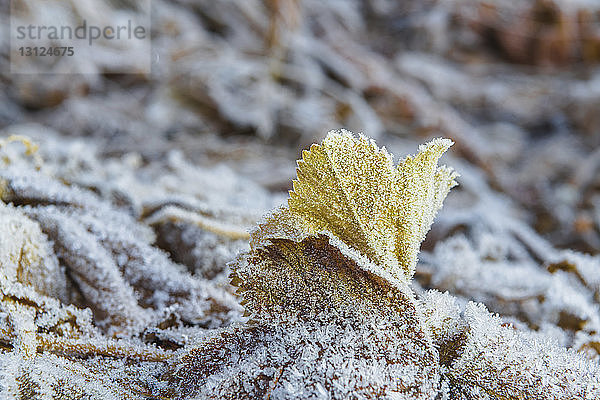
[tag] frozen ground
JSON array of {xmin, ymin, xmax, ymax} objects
[{"xmin": 1, "ymin": 0, "xmax": 600, "ymax": 398}]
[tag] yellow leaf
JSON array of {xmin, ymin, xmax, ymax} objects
[{"xmin": 288, "ymin": 130, "xmax": 457, "ymax": 280}]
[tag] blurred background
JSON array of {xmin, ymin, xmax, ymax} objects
[{"xmin": 2, "ymin": 0, "xmax": 600, "ymax": 356}]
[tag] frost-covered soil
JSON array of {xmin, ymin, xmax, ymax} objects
[{"xmin": 1, "ymin": 0, "xmax": 600, "ymax": 398}]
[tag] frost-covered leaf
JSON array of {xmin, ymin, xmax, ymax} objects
[
  {"xmin": 3, "ymin": 126, "xmax": 598, "ymax": 399},
  {"xmin": 234, "ymin": 232, "xmax": 419, "ymax": 320},
  {"xmin": 172, "ymin": 315, "xmax": 439, "ymax": 400},
  {"xmin": 177, "ymin": 233, "xmax": 440, "ymax": 399},
  {"xmin": 0, "ymin": 203, "xmax": 67, "ymax": 301},
  {"xmin": 23, "ymin": 205, "xmax": 155, "ymax": 337},
  {"xmin": 288, "ymin": 129, "xmax": 457, "ymax": 280},
  {"xmin": 426, "ymin": 234, "xmax": 600, "ymax": 344},
  {"xmin": 153, "ymin": 220, "xmax": 249, "ymax": 280},
  {"xmin": 447, "ymin": 302, "xmax": 600, "ymax": 399},
  {"xmin": 417, "ymin": 290, "xmax": 600, "ymax": 399},
  {"xmin": 0, "ymin": 146, "xmax": 244, "ymax": 335}
]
